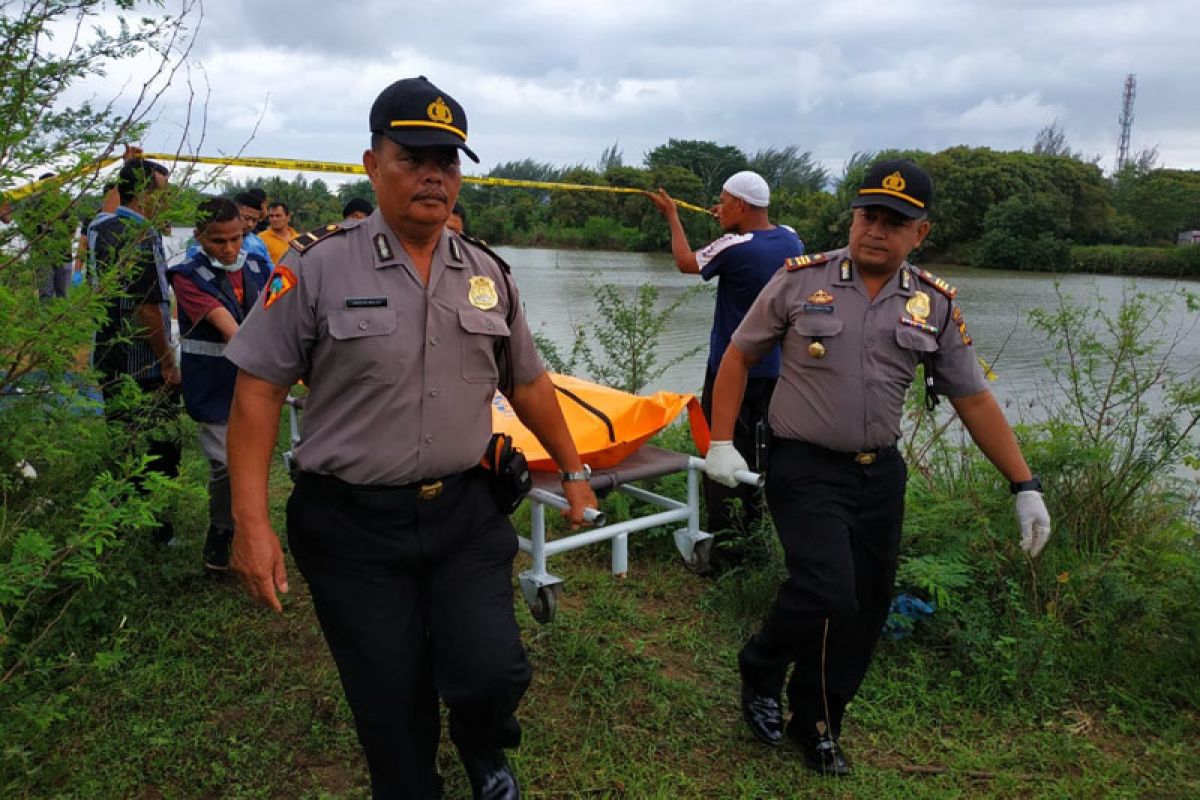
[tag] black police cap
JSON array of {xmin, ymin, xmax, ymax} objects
[
  {"xmin": 851, "ymin": 158, "xmax": 933, "ymax": 218},
  {"xmin": 369, "ymin": 76, "xmax": 479, "ymax": 163}
]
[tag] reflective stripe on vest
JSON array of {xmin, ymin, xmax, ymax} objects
[{"xmin": 180, "ymin": 338, "xmax": 226, "ymax": 357}]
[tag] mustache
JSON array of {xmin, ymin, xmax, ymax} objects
[{"xmin": 413, "ymin": 190, "xmax": 448, "ymax": 202}]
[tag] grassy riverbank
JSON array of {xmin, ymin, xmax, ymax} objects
[
  {"xmin": 9, "ymin": 527, "xmax": 1199, "ymax": 798},
  {"xmin": 5, "ymin": 421, "xmax": 1198, "ymax": 799}
]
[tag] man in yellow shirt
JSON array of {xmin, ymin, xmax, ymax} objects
[{"xmin": 259, "ymin": 201, "xmax": 298, "ymax": 265}]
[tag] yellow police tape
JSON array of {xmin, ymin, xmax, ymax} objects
[{"xmin": 2, "ymin": 152, "xmax": 711, "ymax": 216}]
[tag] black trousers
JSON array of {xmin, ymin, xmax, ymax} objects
[
  {"xmin": 738, "ymin": 438, "xmax": 906, "ymax": 742},
  {"xmin": 700, "ymin": 366, "xmax": 776, "ymax": 556},
  {"xmin": 288, "ymin": 469, "xmax": 532, "ymax": 800}
]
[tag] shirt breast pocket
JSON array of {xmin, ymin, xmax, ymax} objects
[
  {"xmin": 893, "ymin": 325, "xmax": 938, "ymax": 378},
  {"xmin": 327, "ymin": 307, "xmax": 399, "ymax": 384},
  {"xmin": 894, "ymin": 326, "xmax": 938, "ymax": 354},
  {"xmin": 457, "ymin": 307, "xmax": 510, "ymax": 384},
  {"xmin": 793, "ymin": 315, "xmax": 844, "ymax": 368}
]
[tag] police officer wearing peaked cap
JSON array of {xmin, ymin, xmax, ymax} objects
[
  {"xmin": 704, "ymin": 159, "xmax": 1052, "ymax": 775},
  {"xmin": 225, "ymin": 76, "xmax": 598, "ymax": 800}
]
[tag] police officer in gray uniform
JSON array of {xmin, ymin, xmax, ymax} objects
[
  {"xmin": 704, "ymin": 159, "xmax": 1052, "ymax": 776},
  {"xmin": 225, "ymin": 77, "xmax": 598, "ymax": 800}
]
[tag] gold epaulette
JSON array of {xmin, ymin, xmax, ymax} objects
[
  {"xmin": 288, "ymin": 223, "xmax": 345, "ymax": 254},
  {"xmin": 914, "ymin": 267, "xmax": 957, "ymax": 299},
  {"xmin": 785, "ymin": 252, "xmax": 833, "ymax": 272}
]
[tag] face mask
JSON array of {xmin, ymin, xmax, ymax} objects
[{"xmin": 209, "ymin": 251, "xmax": 245, "ymax": 272}]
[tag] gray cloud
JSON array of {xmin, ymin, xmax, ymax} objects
[{"xmin": 77, "ymin": 0, "xmax": 1199, "ymax": 179}]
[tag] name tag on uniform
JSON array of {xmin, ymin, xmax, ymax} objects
[
  {"xmin": 345, "ymin": 296, "xmax": 388, "ymax": 308},
  {"xmin": 802, "ymin": 303, "xmax": 835, "ymax": 314}
]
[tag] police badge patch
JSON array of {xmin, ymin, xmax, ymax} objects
[{"xmin": 468, "ymin": 275, "xmax": 499, "ymax": 310}]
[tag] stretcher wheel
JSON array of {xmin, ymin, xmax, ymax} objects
[
  {"xmin": 531, "ymin": 585, "xmax": 558, "ymax": 624},
  {"xmin": 684, "ymin": 537, "xmax": 712, "ymax": 574}
]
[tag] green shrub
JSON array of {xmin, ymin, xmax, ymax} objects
[
  {"xmin": 896, "ymin": 287, "xmax": 1200, "ymax": 720},
  {"xmin": 1069, "ymin": 243, "xmax": 1200, "ymax": 277},
  {"xmin": 975, "ymin": 192, "xmax": 1071, "ymax": 270},
  {"xmin": 533, "ymin": 279, "xmax": 706, "ymax": 395}
]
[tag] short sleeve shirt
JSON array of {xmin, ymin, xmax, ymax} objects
[
  {"xmin": 732, "ymin": 247, "xmax": 987, "ymax": 452},
  {"xmin": 172, "ymin": 265, "xmax": 245, "ymax": 325},
  {"xmin": 224, "ymin": 211, "xmax": 545, "ymax": 486},
  {"xmin": 695, "ymin": 225, "xmax": 804, "ymax": 379}
]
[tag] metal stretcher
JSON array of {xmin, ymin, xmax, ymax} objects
[
  {"xmin": 282, "ymin": 396, "xmax": 762, "ymax": 624},
  {"xmin": 517, "ymin": 445, "xmax": 762, "ymax": 623}
]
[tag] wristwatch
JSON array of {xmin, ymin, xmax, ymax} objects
[
  {"xmin": 559, "ymin": 465, "xmax": 592, "ymax": 483},
  {"xmin": 1009, "ymin": 475, "xmax": 1043, "ymax": 494}
]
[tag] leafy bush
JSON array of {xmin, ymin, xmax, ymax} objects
[
  {"xmin": 975, "ymin": 192, "xmax": 1071, "ymax": 270},
  {"xmin": 1, "ymin": 0, "xmax": 200, "ymax": 770},
  {"xmin": 895, "ymin": 286, "xmax": 1200, "ymax": 720},
  {"xmin": 534, "ymin": 279, "xmax": 706, "ymax": 395}
]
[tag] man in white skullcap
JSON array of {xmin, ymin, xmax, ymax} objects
[{"xmin": 645, "ymin": 171, "xmax": 805, "ymax": 572}]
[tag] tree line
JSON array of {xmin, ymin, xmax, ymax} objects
[{"xmin": 217, "ymin": 137, "xmax": 1200, "ymax": 274}]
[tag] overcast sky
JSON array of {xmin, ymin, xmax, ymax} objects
[{"xmin": 64, "ymin": 0, "xmax": 1200, "ymax": 186}]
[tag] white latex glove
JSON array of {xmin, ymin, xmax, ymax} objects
[
  {"xmin": 704, "ymin": 440, "xmax": 748, "ymax": 488},
  {"xmin": 1015, "ymin": 491, "xmax": 1051, "ymax": 557}
]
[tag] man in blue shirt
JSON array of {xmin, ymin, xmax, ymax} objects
[
  {"xmin": 89, "ymin": 158, "xmax": 181, "ymax": 545},
  {"xmin": 646, "ymin": 171, "xmax": 804, "ymax": 571}
]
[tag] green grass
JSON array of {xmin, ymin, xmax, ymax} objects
[{"xmin": 4, "ymin": 433, "xmax": 1198, "ymax": 799}]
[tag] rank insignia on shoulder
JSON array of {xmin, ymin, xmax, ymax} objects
[
  {"xmin": 785, "ymin": 252, "xmax": 832, "ymax": 271},
  {"xmin": 289, "ymin": 223, "xmax": 344, "ymax": 255},
  {"xmin": 914, "ymin": 268, "xmax": 957, "ymax": 299}
]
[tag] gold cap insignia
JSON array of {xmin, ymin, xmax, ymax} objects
[
  {"xmin": 806, "ymin": 289, "xmax": 834, "ymax": 305},
  {"xmin": 882, "ymin": 171, "xmax": 907, "ymax": 192},
  {"xmin": 905, "ymin": 291, "xmax": 931, "ymax": 323},
  {"xmin": 427, "ymin": 97, "xmax": 453, "ymax": 125},
  {"xmin": 468, "ymin": 275, "xmax": 499, "ymax": 310}
]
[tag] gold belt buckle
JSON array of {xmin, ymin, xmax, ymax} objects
[
  {"xmin": 418, "ymin": 480, "xmax": 444, "ymax": 501},
  {"xmin": 854, "ymin": 452, "xmax": 876, "ymax": 465}
]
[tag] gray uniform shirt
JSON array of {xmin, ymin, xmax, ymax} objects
[
  {"xmin": 731, "ymin": 247, "xmax": 987, "ymax": 452},
  {"xmin": 225, "ymin": 210, "xmax": 544, "ymax": 485}
]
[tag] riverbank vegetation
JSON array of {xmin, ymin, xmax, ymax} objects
[{"xmin": 222, "ymin": 134, "xmax": 1200, "ymax": 279}]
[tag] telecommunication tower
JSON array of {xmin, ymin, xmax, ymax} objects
[{"xmin": 1115, "ymin": 73, "xmax": 1136, "ymax": 172}]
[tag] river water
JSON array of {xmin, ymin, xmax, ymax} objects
[
  {"xmin": 492, "ymin": 246, "xmax": 1200, "ymax": 422},
  {"xmin": 164, "ymin": 235, "xmax": 1200, "ymax": 422}
]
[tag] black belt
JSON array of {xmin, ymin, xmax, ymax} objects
[
  {"xmin": 295, "ymin": 470, "xmax": 473, "ymax": 509},
  {"xmin": 775, "ymin": 438, "xmax": 900, "ymax": 466}
]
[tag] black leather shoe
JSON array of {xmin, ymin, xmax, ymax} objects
[
  {"xmin": 799, "ymin": 734, "xmax": 852, "ymax": 777},
  {"xmin": 461, "ymin": 751, "xmax": 520, "ymax": 800},
  {"xmin": 740, "ymin": 686, "xmax": 784, "ymax": 746}
]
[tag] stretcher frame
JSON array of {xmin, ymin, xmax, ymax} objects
[
  {"xmin": 516, "ymin": 444, "xmax": 761, "ymax": 623},
  {"xmin": 282, "ymin": 399, "xmax": 761, "ymax": 624}
]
